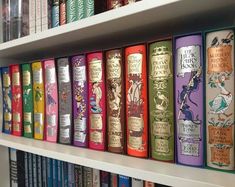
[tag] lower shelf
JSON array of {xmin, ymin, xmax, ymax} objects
[{"xmin": 0, "ymin": 133, "xmax": 233, "ymax": 187}]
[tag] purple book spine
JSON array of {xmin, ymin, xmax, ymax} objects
[
  {"xmin": 72, "ymin": 55, "xmax": 88, "ymax": 147},
  {"xmin": 175, "ymin": 34, "xmax": 204, "ymax": 166}
]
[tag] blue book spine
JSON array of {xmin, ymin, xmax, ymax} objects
[
  {"xmin": 118, "ymin": 175, "xmax": 130, "ymax": 187},
  {"xmin": 24, "ymin": 152, "xmax": 29, "ymax": 187},
  {"xmin": 52, "ymin": 0, "xmax": 59, "ymax": 27},
  {"xmin": 28, "ymin": 153, "xmax": 33, "ymax": 187},
  {"xmin": 37, "ymin": 155, "xmax": 42, "ymax": 187},
  {"xmin": 52, "ymin": 159, "xmax": 58, "ymax": 187},
  {"xmin": 42, "ymin": 156, "xmax": 47, "ymax": 187},
  {"xmin": 47, "ymin": 158, "xmax": 53, "ymax": 187},
  {"xmin": 63, "ymin": 162, "xmax": 69, "ymax": 187},
  {"xmin": 57, "ymin": 160, "xmax": 62, "ymax": 187},
  {"xmin": 2, "ymin": 67, "xmax": 12, "ymax": 134},
  {"xmin": 32, "ymin": 154, "xmax": 38, "ymax": 187},
  {"xmin": 68, "ymin": 163, "xmax": 75, "ymax": 187}
]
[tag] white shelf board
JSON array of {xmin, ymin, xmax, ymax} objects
[
  {"xmin": 0, "ymin": 0, "xmax": 234, "ymax": 61},
  {"xmin": 0, "ymin": 133, "xmax": 234, "ymax": 187}
]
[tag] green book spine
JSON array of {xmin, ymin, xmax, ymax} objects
[
  {"xmin": 22, "ymin": 64, "xmax": 34, "ymax": 138},
  {"xmin": 66, "ymin": 0, "xmax": 78, "ymax": 23},
  {"xmin": 85, "ymin": 0, "xmax": 94, "ymax": 18},
  {"xmin": 77, "ymin": 0, "xmax": 85, "ymax": 20},
  {"xmin": 149, "ymin": 40, "xmax": 174, "ymax": 161}
]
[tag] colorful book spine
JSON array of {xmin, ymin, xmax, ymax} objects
[
  {"xmin": 66, "ymin": 0, "xmax": 78, "ymax": 23},
  {"xmin": 125, "ymin": 44, "xmax": 148, "ymax": 158},
  {"xmin": 106, "ymin": 49, "xmax": 125, "ymax": 154},
  {"xmin": 149, "ymin": 40, "xmax": 174, "ymax": 161},
  {"xmin": 110, "ymin": 173, "xmax": 118, "ymax": 187},
  {"xmin": 118, "ymin": 175, "xmax": 130, "ymax": 187},
  {"xmin": 42, "ymin": 0, "xmax": 50, "ymax": 31},
  {"xmin": 72, "ymin": 55, "xmax": 88, "ymax": 147},
  {"xmin": 29, "ymin": 0, "xmax": 36, "ymax": 34},
  {"xmin": 44, "ymin": 59, "xmax": 58, "ymax": 143},
  {"xmin": 74, "ymin": 165, "xmax": 83, "ymax": 187},
  {"xmin": 11, "ymin": 65, "xmax": 23, "ymax": 136},
  {"xmin": 101, "ymin": 171, "xmax": 110, "ymax": 186},
  {"xmin": 35, "ymin": 0, "xmax": 42, "ymax": 32},
  {"xmin": 0, "ymin": 68, "xmax": 3, "ymax": 132},
  {"xmin": 88, "ymin": 52, "xmax": 106, "ymax": 150},
  {"xmin": 24, "ymin": 152, "xmax": 29, "ymax": 187},
  {"xmin": 132, "ymin": 178, "xmax": 143, "ymax": 187},
  {"xmin": 47, "ymin": 158, "xmax": 53, "ymax": 187},
  {"xmin": 28, "ymin": 153, "xmax": 33, "ymax": 187},
  {"xmin": 92, "ymin": 169, "xmax": 100, "ymax": 187},
  {"xmin": 52, "ymin": 0, "xmax": 59, "ymax": 27},
  {"xmin": 85, "ymin": 0, "xmax": 94, "ymax": 18},
  {"xmin": 206, "ymin": 29, "xmax": 234, "ymax": 170},
  {"xmin": 37, "ymin": 155, "xmax": 43, "ymax": 187},
  {"xmin": 175, "ymin": 34, "xmax": 204, "ymax": 166},
  {"xmin": 60, "ymin": 0, "xmax": 66, "ymax": 25},
  {"xmin": 22, "ymin": 64, "xmax": 34, "ymax": 138},
  {"xmin": 2, "ymin": 67, "xmax": 12, "ymax": 134},
  {"xmin": 57, "ymin": 57, "xmax": 72, "ymax": 144},
  {"xmin": 32, "ymin": 62, "xmax": 45, "ymax": 140},
  {"xmin": 77, "ymin": 0, "xmax": 85, "ymax": 20},
  {"xmin": 144, "ymin": 181, "xmax": 155, "ymax": 187},
  {"xmin": 107, "ymin": 0, "xmax": 123, "ymax": 10},
  {"xmin": 83, "ymin": 167, "xmax": 92, "ymax": 187},
  {"xmin": 68, "ymin": 163, "xmax": 75, "ymax": 187}
]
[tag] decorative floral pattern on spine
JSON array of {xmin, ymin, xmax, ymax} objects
[
  {"xmin": 72, "ymin": 55, "xmax": 88, "ymax": 147},
  {"xmin": 125, "ymin": 44, "xmax": 148, "ymax": 158},
  {"xmin": 206, "ymin": 29, "xmax": 234, "ymax": 170},
  {"xmin": 88, "ymin": 52, "xmax": 106, "ymax": 150},
  {"xmin": 175, "ymin": 34, "xmax": 204, "ymax": 166}
]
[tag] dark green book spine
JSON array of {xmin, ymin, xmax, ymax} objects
[
  {"xmin": 22, "ymin": 64, "xmax": 34, "ymax": 138},
  {"xmin": 77, "ymin": 0, "xmax": 85, "ymax": 20},
  {"xmin": 85, "ymin": 0, "xmax": 94, "ymax": 18},
  {"xmin": 149, "ymin": 40, "xmax": 174, "ymax": 161}
]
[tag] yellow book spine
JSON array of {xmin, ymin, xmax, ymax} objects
[{"xmin": 32, "ymin": 62, "xmax": 44, "ymax": 140}]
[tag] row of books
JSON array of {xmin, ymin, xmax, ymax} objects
[
  {"xmin": 1, "ymin": 26, "xmax": 234, "ymax": 172},
  {"xmin": 0, "ymin": 0, "xmax": 139, "ymax": 43},
  {"xmin": 9, "ymin": 148, "xmax": 168, "ymax": 187}
]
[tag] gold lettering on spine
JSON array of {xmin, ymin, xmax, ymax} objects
[
  {"xmin": 23, "ymin": 71, "xmax": 31, "ymax": 86},
  {"xmin": 12, "ymin": 72, "xmax": 20, "ymax": 86}
]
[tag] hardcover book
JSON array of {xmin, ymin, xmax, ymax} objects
[
  {"xmin": 47, "ymin": 158, "xmax": 53, "ymax": 187},
  {"xmin": 2, "ymin": 0, "xmax": 10, "ymax": 42},
  {"xmin": 83, "ymin": 167, "xmax": 93, "ymax": 187},
  {"xmin": 62, "ymin": 162, "xmax": 69, "ymax": 186},
  {"xmin": 2, "ymin": 67, "xmax": 12, "ymax": 134},
  {"xmin": 24, "ymin": 152, "xmax": 29, "ymax": 187},
  {"xmin": 52, "ymin": 0, "xmax": 59, "ymax": 27},
  {"xmin": 123, "ymin": 0, "xmax": 139, "ymax": 5},
  {"xmin": 52, "ymin": 159, "xmax": 58, "ymax": 187},
  {"xmin": 206, "ymin": 29, "xmax": 234, "ymax": 170},
  {"xmin": 132, "ymin": 178, "xmax": 143, "ymax": 187},
  {"xmin": 42, "ymin": 156, "xmax": 47, "ymax": 186},
  {"xmin": 59, "ymin": 0, "xmax": 66, "ymax": 25},
  {"xmin": 29, "ymin": 0, "xmax": 36, "ymax": 34},
  {"xmin": 118, "ymin": 175, "xmax": 130, "ymax": 187},
  {"xmin": 125, "ymin": 44, "xmax": 148, "ymax": 158},
  {"xmin": 101, "ymin": 171, "xmax": 110, "ymax": 187},
  {"xmin": 0, "ymin": 68, "xmax": 3, "ymax": 132},
  {"xmin": 42, "ymin": 0, "xmax": 51, "ymax": 31},
  {"xmin": 74, "ymin": 165, "xmax": 83, "ymax": 187},
  {"xmin": 22, "ymin": 0, "xmax": 29, "ymax": 37},
  {"xmin": 11, "ymin": 64, "xmax": 23, "ymax": 136},
  {"xmin": 85, "ymin": 0, "xmax": 94, "ymax": 18},
  {"xmin": 28, "ymin": 153, "xmax": 33, "ymax": 187},
  {"xmin": 72, "ymin": 55, "xmax": 88, "ymax": 147},
  {"xmin": 107, "ymin": 0, "xmax": 123, "ymax": 10},
  {"xmin": 145, "ymin": 181, "xmax": 155, "ymax": 187},
  {"xmin": 68, "ymin": 163, "xmax": 75, "ymax": 187},
  {"xmin": 57, "ymin": 160, "xmax": 62, "ymax": 187},
  {"xmin": 106, "ymin": 49, "xmax": 125, "ymax": 154},
  {"xmin": 66, "ymin": 0, "xmax": 78, "ymax": 23},
  {"xmin": 78, "ymin": 0, "xmax": 85, "ymax": 20},
  {"xmin": 175, "ymin": 34, "xmax": 204, "ymax": 166},
  {"xmin": 92, "ymin": 169, "xmax": 100, "ymax": 187},
  {"xmin": 37, "ymin": 155, "xmax": 43, "ymax": 187},
  {"xmin": 110, "ymin": 173, "xmax": 118, "ymax": 187},
  {"xmin": 57, "ymin": 57, "xmax": 73, "ymax": 144},
  {"xmin": 88, "ymin": 52, "xmax": 106, "ymax": 150},
  {"xmin": 149, "ymin": 40, "xmax": 174, "ymax": 161},
  {"xmin": 44, "ymin": 59, "xmax": 58, "ymax": 143},
  {"xmin": 22, "ymin": 64, "xmax": 34, "ymax": 138},
  {"xmin": 32, "ymin": 154, "xmax": 38, "ymax": 187},
  {"xmin": 32, "ymin": 62, "xmax": 45, "ymax": 140},
  {"xmin": 35, "ymin": 0, "xmax": 42, "ymax": 32}
]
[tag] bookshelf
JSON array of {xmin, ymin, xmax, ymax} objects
[{"xmin": 0, "ymin": 0, "xmax": 235, "ymax": 186}]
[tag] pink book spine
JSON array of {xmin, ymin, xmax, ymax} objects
[
  {"xmin": 44, "ymin": 59, "xmax": 58, "ymax": 142},
  {"xmin": 87, "ymin": 52, "xmax": 106, "ymax": 150}
]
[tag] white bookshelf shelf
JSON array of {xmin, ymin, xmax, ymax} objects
[{"xmin": 0, "ymin": 133, "xmax": 234, "ymax": 187}]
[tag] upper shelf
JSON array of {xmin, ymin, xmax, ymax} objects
[
  {"xmin": 0, "ymin": 133, "xmax": 234, "ymax": 187},
  {"xmin": 0, "ymin": 0, "xmax": 235, "ymax": 62}
]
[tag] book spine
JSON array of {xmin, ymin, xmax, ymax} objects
[
  {"xmin": 59, "ymin": 0, "xmax": 66, "ymax": 25},
  {"xmin": 32, "ymin": 62, "xmax": 45, "ymax": 140},
  {"xmin": 74, "ymin": 165, "xmax": 83, "ymax": 187},
  {"xmin": 47, "ymin": 158, "xmax": 53, "ymax": 186},
  {"xmin": 144, "ymin": 181, "xmax": 155, "ymax": 187},
  {"xmin": 83, "ymin": 167, "xmax": 93, "ymax": 187},
  {"xmin": 132, "ymin": 178, "xmax": 143, "ymax": 187},
  {"xmin": 3, "ymin": 0, "xmax": 10, "ymax": 42},
  {"xmin": 123, "ymin": 0, "xmax": 139, "ymax": 5},
  {"xmin": 125, "ymin": 44, "xmax": 148, "ymax": 158},
  {"xmin": 29, "ymin": 0, "xmax": 36, "ymax": 34},
  {"xmin": 11, "ymin": 65, "xmax": 23, "ymax": 136},
  {"xmin": 0, "ymin": 68, "xmax": 3, "ymax": 132},
  {"xmin": 37, "ymin": 155, "xmax": 43, "ymax": 187},
  {"xmin": 24, "ymin": 152, "xmax": 29, "ymax": 187},
  {"xmin": 149, "ymin": 40, "xmax": 174, "ymax": 161},
  {"xmin": 72, "ymin": 55, "xmax": 88, "ymax": 147},
  {"xmin": 0, "ymin": 0, "xmax": 3, "ymax": 42},
  {"xmin": 16, "ymin": 150, "xmax": 25, "ymax": 187},
  {"xmin": 41, "ymin": 0, "xmax": 49, "ymax": 31},
  {"xmin": 206, "ymin": 29, "xmax": 234, "ymax": 170},
  {"xmin": 175, "ymin": 34, "xmax": 204, "ymax": 166},
  {"xmin": 10, "ymin": 0, "xmax": 22, "ymax": 40},
  {"xmin": 2, "ymin": 67, "xmax": 12, "ymax": 134},
  {"xmin": 44, "ymin": 59, "xmax": 58, "ymax": 142},
  {"xmin": 28, "ymin": 153, "xmax": 33, "ymax": 187},
  {"xmin": 32, "ymin": 154, "xmax": 38, "ymax": 187},
  {"xmin": 57, "ymin": 160, "xmax": 62, "ymax": 187},
  {"xmin": 42, "ymin": 156, "xmax": 47, "ymax": 187},
  {"xmin": 85, "ymin": 0, "xmax": 94, "ymax": 18},
  {"xmin": 35, "ymin": 0, "xmax": 42, "ymax": 32},
  {"xmin": 107, "ymin": 0, "xmax": 123, "ymax": 10},
  {"xmin": 77, "ymin": 0, "xmax": 85, "ymax": 20},
  {"xmin": 9, "ymin": 148, "xmax": 18, "ymax": 187},
  {"xmin": 57, "ymin": 57, "xmax": 73, "ymax": 144},
  {"xmin": 87, "ymin": 52, "xmax": 106, "ymax": 150},
  {"xmin": 110, "ymin": 173, "xmax": 118, "ymax": 187},
  {"xmin": 68, "ymin": 163, "xmax": 75, "ymax": 187},
  {"xmin": 63, "ymin": 162, "xmax": 69, "ymax": 187},
  {"xmin": 92, "ymin": 169, "xmax": 100, "ymax": 187},
  {"xmin": 21, "ymin": 0, "xmax": 29, "ymax": 37},
  {"xmin": 22, "ymin": 64, "xmax": 34, "ymax": 138},
  {"xmin": 101, "ymin": 171, "xmax": 110, "ymax": 187},
  {"xmin": 52, "ymin": 159, "xmax": 58, "ymax": 187},
  {"xmin": 118, "ymin": 175, "xmax": 130, "ymax": 187},
  {"xmin": 66, "ymin": 0, "xmax": 78, "ymax": 23},
  {"xmin": 106, "ymin": 49, "xmax": 125, "ymax": 154},
  {"xmin": 52, "ymin": 0, "xmax": 59, "ymax": 27}
]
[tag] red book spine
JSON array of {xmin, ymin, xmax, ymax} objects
[
  {"xmin": 125, "ymin": 44, "xmax": 148, "ymax": 158},
  {"xmin": 11, "ymin": 65, "xmax": 23, "ymax": 136},
  {"xmin": 88, "ymin": 52, "xmax": 106, "ymax": 150},
  {"xmin": 107, "ymin": 0, "xmax": 123, "ymax": 10}
]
